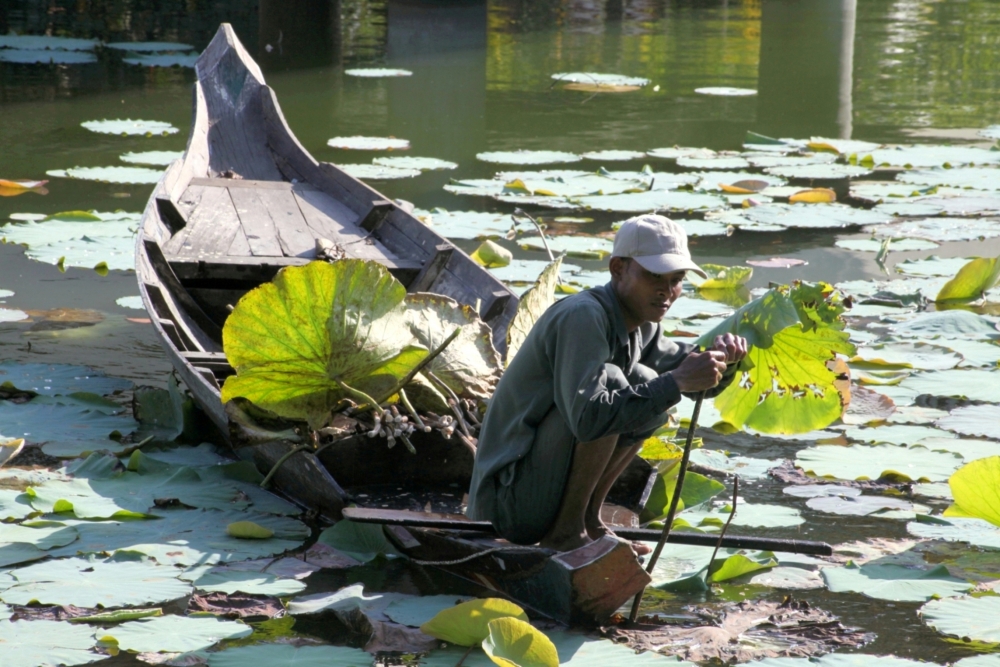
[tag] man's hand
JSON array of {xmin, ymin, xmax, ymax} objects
[
  {"xmin": 672, "ymin": 350, "xmax": 727, "ymax": 393},
  {"xmin": 711, "ymin": 333, "xmax": 748, "ymax": 364}
]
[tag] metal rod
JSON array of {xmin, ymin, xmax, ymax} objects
[{"xmin": 628, "ymin": 390, "xmax": 706, "ymax": 623}]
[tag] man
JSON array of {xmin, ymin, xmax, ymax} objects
[{"xmin": 467, "ymin": 214, "xmax": 748, "ymax": 554}]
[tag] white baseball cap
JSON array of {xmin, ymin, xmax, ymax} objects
[{"xmin": 611, "ymin": 214, "xmax": 708, "ymax": 278}]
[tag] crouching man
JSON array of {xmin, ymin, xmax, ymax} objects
[{"xmin": 466, "ymin": 215, "xmax": 748, "ymax": 554}]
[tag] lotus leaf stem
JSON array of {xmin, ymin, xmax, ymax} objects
[
  {"xmin": 259, "ymin": 443, "xmax": 311, "ymax": 489},
  {"xmin": 399, "ymin": 432, "xmax": 417, "ymax": 454},
  {"xmin": 398, "ymin": 388, "xmax": 428, "ymax": 432},
  {"xmin": 335, "ymin": 379, "xmax": 385, "ymax": 417},
  {"xmin": 425, "ymin": 370, "xmax": 472, "ymax": 438},
  {"xmin": 707, "ymin": 476, "xmax": 739, "ymax": 585},
  {"xmin": 513, "ymin": 208, "xmax": 555, "ymax": 262},
  {"xmin": 371, "ymin": 327, "xmax": 462, "ymax": 407},
  {"xmin": 454, "ymin": 645, "xmax": 475, "ymax": 667}
]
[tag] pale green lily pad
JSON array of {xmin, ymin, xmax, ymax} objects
[
  {"xmin": 106, "ymin": 615, "xmax": 252, "ymax": 653},
  {"xmin": 665, "ymin": 297, "xmax": 734, "ymax": 320},
  {"xmin": 980, "ymin": 126, "xmax": 1000, "ymax": 139},
  {"xmin": 116, "ymin": 296, "xmax": 144, "ymax": 309},
  {"xmin": 0, "ymin": 396, "xmax": 136, "ymax": 458},
  {"xmin": 418, "ymin": 646, "xmax": 497, "ymax": 667},
  {"xmin": 873, "ymin": 217, "xmax": 1000, "ymax": 243},
  {"xmin": 707, "ymin": 203, "xmax": 890, "ymax": 230},
  {"xmin": 580, "ymin": 150, "xmax": 646, "ymax": 161},
  {"xmin": 890, "ymin": 310, "xmax": 1000, "ymax": 338},
  {"xmin": 0, "ymin": 34, "xmax": 98, "ymax": 50},
  {"xmin": 492, "ymin": 173, "xmax": 647, "ymax": 201},
  {"xmin": 744, "ymin": 566, "xmax": 826, "ymax": 590},
  {"xmin": 0, "ymin": 543, "xmax": 46, "ymax": 568},
  {"xmin": 835, "ymin": 238, "xmax": 938, "ymax": 252},
  {"xmin": 765, "ymin": 164, "xmax": 872, "ymax": 180},
  {"xmin": 783, "ymin": 484, "xmax": 861, "ymax": 498},
  {"xmin": 123, "ymin": 53, "xmax": 198, "ymax": 67},
  {"xmin": 850, "ymin": 181, "xmax": 942, "ymax": 204},
  {"xmin": 880, "ymin": 194, "xmax": 1000, "ymax": 217},
  {"xmin": 695, "ymin": 171, "xmax": 786, "ymax": 192},
  {"xmin": 80, "ymin": 119, "xmax": 179, "ymax": 136},
  {"xmin": 647, "ymin": 147, "xmax": 717, "ymax": 160},
  {"xmin": 688, "ymin": 450, "xmax": 775, "ymax": 479},
  {"xmin": 519, "ymin": 235, "xmax": 612, "ymax": 259},
  {"xmin": 908, "ymin": 516, "xmax": 1000, "ymax": 548},
  {"xmin": 345, "ymin": 67, "xmax": 412, "ymax": 77},
  {"xmin": 810, "ymin": 138, "xmax": 883, "ymax": 154},
  {"xmin": 550, "ymin": 630, "xmax": 694, "ymax": 666},
  {"xmin": 287, "ymin": 583, "xmax": 397, "ymax": 616},
  {"xmin": 182, "ymin": 568, "xmax": 305, "ymax": 597},
  {"xmin": 476, "ymin": 150, "xmax": 581, "ymax": 165},
  {"xmin": 936, "ymin": 405, "xmax": 1000, "ymax": 439},
  {"xmin": 805, "ymin": 495, "xmax": 927, "ymax": 517},
  {"xmin": 488, "ymin": 258, "xmax": 580, "ymax": 284},
  {"xmin": 795, "ymin": 444, "xmax": 962, "ymax": 482},
  {"xmin": 383, "ymin": 594, "xmax": 473, "ymax": 627},
  {"xmin": 565, "ymin": 189, "xmax": 726, "ymax": 213},
  {"xmin": 141, "ymin": 443, "xmax": 228, "ymax": 467},
  {"xmin": 852, "ymin": 342, "xmax": 963, "ymax": 371},
  {"xmin": 0, "ymin": 521, "xmax": 78, "ymax": 549},
  {"xmin": 119, "ymin": 151, "xmax": 183, "ymax": 166},
  {"xmin": 753, "ymin": 655, "xmax": 935, "ymax": 667},
  {"xmin": 207, "ymin": 643, "xmax": 374, "ymax": 667},
  {"xmin": 47, "ymin": 166, "xmax": 163, "ymax": 184},
  {"xmin": 414, "ymin": 209, "xmax": 516, "ymax": 240},
  {"xmin": 913, "ymin": 482, "xmax": 953, "ymax": 499},
  {"xmin": 0, "ymin": 308, "xmax": 28, "ymax": 322},
  {"xmin": 3, "ymin": 557, "xmax": 191, "ymax": 607},
  {"xmin": 0, "ymin": 361, "xmax": 129, "ymax": 396},
  {"xmin": 327, "ymin": 136, "xmax": 410, "ymax": 150},
  {"xmin": 0, "ymin": 619, "xmax": 104, "ymax": 667},
  {"xmin": 900, "ymin": 369, "xmax": 1000, "ymax": 403},
  {"xmin": 336, "ymin": 164, "xmax": 421, "ymax": 180},
  {"xmin": 106, "ymin": 41, "xmax": 194, "ymax": 51},
  {"xmin": 552, "ymin": 72, "xmax": 650, "ymax": 87},
  {"xmin": 677, "ymin": 156, "xmax": 750, "ymax": 170},
  {"xmin": 898, "ymin": 167, "xmax": 1000, "ymax": 191},
  {"xmin": 694, "ymin": 87, "xmax": 756, "ymax": 96},
  {"xmin": 0, "ymin": 49, "xmax": 97, "ymax": 64},
  {"xmin": 920, "ymin": 595, "xmax": 1000, "ymax": 644},
  {"xmin": 2, "ymin": 213, "xmax": 138, "ymax": 272},
  {"xmin": 49, "ymin": 509, "xmax": 309, "ymax": 565},
  {"xmin": 372, "ymin": 156, "xmax": 456, "ymax": 171},
  {"xmin": 955, "ymin": 657, "xmax": 1000, "ymax": 667},
  {"xmin": 678, "ymin": 501, "xmax": 804, "ymax": 529},
  {"xmin": 316, "ymin": 520, "xmax": 398, "ymax": 563},
  {"xmin": 745, "ymin": 153, "xmax": 837, "ymax": 169},
  {"xmin": 842, "ymin": 424, "xmax": 955, "ymax": 446},
  {"xmin": 0, "ymin": 485, "xmax": 36, "ymax": 521},
  {"xmin": 917, "ymin": 437, "xmax": 1000, "ymax": 463},
  {"xmin": 823, "ymin": 562, "xmax": 971, "ymax": 602},
  {"xmin": 858, "ymin": 146, "xmax": 1000, "ymax": 168},
  {"xmin": 895, "ymin": 256, "xmax": 973, "ymax": 278}
]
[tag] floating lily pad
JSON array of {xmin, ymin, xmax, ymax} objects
[
  {"xmin": 106, "ymin": 614, "xmax": 252, "ymax": 653},
  {"xmin": 696, "ymin": 171, "xmax": 786, "ymax": 192},
  {"xmin": 316, "ymin": 520, "xmax": 398, "ymax": 563},
  {"xmin": 898, "ymin": 167, "xmax": 1000, "ymax": 191},
  {"xmin": 920, "ymin": 595, "xmax": 1000, "ymax": 644},
  {"xmin": 476, "ymin": 150, "xmax": 581, "ymax": 165},
  {"xmin": 0, "ymin": 49, "xmax": 97, "ymax": 64},
  {"xmin": 106, "ymin": 41, "xmax": 195, "ymax": 52},
  {"xmin": 766, "ymin": 164, "xmax": 872, "ymax": 180},
  {"xmin": 0, "ymin": 395, "xmax": 136, "ymax": 458},
  {"xmin": 550, "ymin": 630, "xmax": 695, "ymax": 666},
  {"xmin": 488, "ymin": 258, "xmax": 581, "ymax": 284},
  {"xmin": 908, "ymin": 515, "xmax": 1000, "ymax": 549},
  {"xmin": 823, "ymin": 562, "xmax": 971, "ymax": 601},
  {"xmin": 689, "ymin": 450, "xmax": 775, "ymax": 479},
  {"xmin": 694, "ymin": 87, "xmax": 756, "ymax": 96},
  {"xmin": 326, "ymin": 136, "xmax": 410, "ymax": 150},
  {"xmin": 0, "ymin": 34, "xmax": 98, "ymax": 50},
  {"xmin": 414, "ymin": 209, "xmax": 515, "ymax": 241},
  {"xmin": 900, "ymin": 369, "xmax": 1000, "ymax": 403},
  {"xmin": 745, "ymin": 153, "xmax": 837, "ymax": 169},
  {"xmin": 746, "ymin": 257, "xmax": 807, "ymax": 268},
  {"xmin": 345, "ymin": 68, "xmax": 412, "ymax": 77},
  {"xmin": 809, "ymin": 138, "xmax": 883, "ymax": 155},
  {"xmin": 890, "ymin": 310, "xmax": 1000, "ymax": 338},
  {"xmin": 708, "ymin": 203, "xmax": 890, "ymax": 230},
  {"xmin": 207, "ymin": 644, "xmax": 375, "ymax": 667},
  {"xmin": 116, "ymin": 296, "xmax": 144, "ymax": 309},
  {"xmin": 336, "ymin": 164, "xmax": 421, "ymax": 180},
  {"xmin": 783, "ymin": 484, "xmax": 861, "ymax": 498},
  {"xmin": 936, "ymin": 405, "xmax": 1000, "ymax": 439},
  {"xmin": 580, "ymin": 150, "xmax": 646, "ymax": 161},
  {"xmin": 835, "ymin": 238, "xmax": 938, "ymax": 252},
  {"xmin": 564, "ymin": 189, "xmax": 726, "ymax": 213},
  {"xmin": 384, "ymin": 594, "xmax": 473, "ymax": 627},
  {"xmin": 81, "ymin": 119, "xmax": 178, "ymax": 136},
  {"xmin": 842, "ymin": 423, "xmax": 955, "ymax": 447},
  {"xmin": 182, "ymin": 567, "xmax": 305, "ymax": 597},
  {"xmin": 678, "ymin": 500, "xmax": 804, "ymax": 529},
  {"xmin": 552, "ymin": 72, "xmax": 650, "ymax": 87},
  {"xmin": 119, "ymin": 151, "xmax": 183, "ymax": 166},
  {"xmin": 806, "ymin": 495, "xmax": 926, "ymax": 518},
  {"xmin": 647, "ymin": 147, "xmax": 717, "ymax": 160},
  {"xmin": 0, "ymin": 361, "xmax": 130, "ymax": 396},
  {"xmin": 0, "ymin": 618, "xmax": 103, "ymax": 667},
  {"xmin": 872, "ymin": 217, "xmax": 1000, "ymax": 243},
  {"xmin": 858, "ymin": 146, "xmax": 1000, "ymax": 168},
  {"xmin": 795, "ymin": 444, "xmax": 962, "ymax": 482},
  {"xmin": 372, "ymin": 156, "xmax": 456, "ymax": 171},
  {"xmin": 852, "ymin": 342, "xmax": 963, "ymax": 371},
  {"xmin": 895, "ymin": 256, "xmax": 973, "ymax": 278},
  {"xmin": 123, "ymin": 53, "xmax": 198, "ymax": 67},
  {"xmin": 287, "ymin": 583, "xmax": 393, "ymax": 617},
  {"xmin": 519, "ymin": 235, "xmax": 612, "ymax": 259},
  {"xmin": 677, "ymin": 156, "xmax": 750, "ymax": 170},
  {"xmin": 0, "ymin": 543, "xmax": 46, "ymax": 568},
  {"xmin": 46, "ymin": 165, "xmax": 163, "ymax": 184},
  {"xmin": 3, "ymin": 557, "xmax": 191, "ymax": 607},
  {"xmin": 0, "ymin": 520, "xmax": 78, "ymax": 550},
  {"xmin": 883, "ymin": 194, "xmax": 1000, "ymax": 217}
]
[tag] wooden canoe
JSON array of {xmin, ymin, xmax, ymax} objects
[{"xmin": 135, "ymin": 22, "xmax": 523, "ymax": 519}]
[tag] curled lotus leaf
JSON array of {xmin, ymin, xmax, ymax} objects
[
  {"xmin": 688, "ymin": 264, "xmax": 753, "ymax": 290},
  {"xmin": 935, "ymin": 257, "xmax": 1000, "ymax": 302},
  {"xmin": 506, "ymin": 257, "xmax": 563, "ymax": 365},
  {"xmin": 946, "ymin": 457, "xmax": 1000, "ymax": 527},
  {"xmin": 483, "ymin": 617, "xmax": 560, "ymax": 667},
  {"xmin": 920, "ymin": 595, "xmax": 1000, "ymax": 645},
  {"xmin": 421, "ymin": 597, "xmax": 528, "ymax": 647}
]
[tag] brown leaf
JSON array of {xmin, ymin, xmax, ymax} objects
[
  {"xmin": 841, "ymin": 385, "xmax": 895, "ymax": 425},
  {"xmin": 188, "ymin": 592, "xmax": 283, "ymax": 620},
  {"xmin": 302, "ymin": 542, "xmax": 362, "ymax": 570}
]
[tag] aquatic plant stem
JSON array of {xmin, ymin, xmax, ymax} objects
[
  {"xmin": 397, "ymin": 388, "xmax": 428, "ymax": 432},
  {"xmin": 706, "ymin": 476, "xmax": 739, "ymax": 584},
  {"xmin": 627, "ymin": 390, "xmax": 707, "ymax": 623},
  {"xmin": 260, "ymin": 443, "xmax": 311, "ymax": 489},
  {"xmin": 454, "ymin": 645, "xmax": 475, "ymax": 667},
  {"xmin": 513, "ymin": 208, "xmax": 555, "ymax": 262},
  {"xmin": 373, "ymin": 327, "xmax": 462, "ymax": 406},
  {"xmin": 425, "ymin": 370, "xmax": 472, "ymax": 437}
]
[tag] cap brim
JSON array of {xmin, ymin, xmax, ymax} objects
[{"xmin": 633, "ymin": 254, "xmax": 708, "ymax": 279}]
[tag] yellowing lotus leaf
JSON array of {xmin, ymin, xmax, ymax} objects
[
  {"xmin": 948, "ymin": 457, "xmax": 1000, "ymax": 527},
  {"xmin": 789, "ymin": 188, "xmax": 836, "ymax": 204},
  {"xmin": 688, "ymin": 264, "xmax": 753, "ymax": 291},
  {"xmin": 506, "ymin": 257, "xmax": 563, "ymax": 365},
  {"xmin": 471, "ymin": 240, "xmax": 513, "ymax": 268},
  {"xmin": 935, "ymin": 256, "xmax": 1000, "ymax": 302},
  {"xmin": 708, "ymin": 553, "xmax": 777, "ymax": 583},
  {"xmin": 221, "ymin": 260, "xmax": 426, "ymax": 427},
  {"xmin": 482, "ymin": 617, "xmax": 559, "ymax": 667},
  {"xmin": 420, "ymin": 598, "xmax": 528, "ymax": 646},
  {"xmin": 640, "ymin": 465, "xmax": 724, "ymax": 523}
]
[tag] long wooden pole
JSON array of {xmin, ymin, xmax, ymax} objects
[{"xmin": 627, "ymin": 390, "xmax": 706, "ymax": 623}]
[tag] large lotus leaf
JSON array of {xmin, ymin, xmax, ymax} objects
[
  {"xmin": 708, "ymin": 203, "xmax": 890, "ymax": 230},
  {"xmin": 221, "ymin": 260, "xmax": 427, "ymax": 427},
  {"xmin": 316, "ymin": 520, "xmax": 398, "ymax": 563},
  {"xmin": 0, "ymin": 520, "xmax": 78, "ymax": 549},
  {"xmin": 936, "ymin": 405, "xmax": 1000, "ymax": 439},
  {"xmin": 337, "ymin": 164, "xmax": 421, "ymax": 180},
  {"xmin": 907, "ymin": 516, "xmax": 1000, "ymax": 549},
  {"xmin": 48, "ymin": 509, "xmax": 309, "ymax": 565},
  {"xmin": 766, "ymin": 164, "xmax": 871, "ymax": 180},
  {"xmin": 900, "ymin": 369, "xmax": 1000, "ymax": 403},
  {"xmin": 858, "ymin": 146, "xmax": 1000, "ymax": 168},
  {"xmin": 678, "ymin": 501, "xmax": 803, "ymax": 529},
  {"xmin": 0, "ymin": 619, "xmax": 104, "ymax": 667},
  {"xmin": 0, "ymin": 48, "xmax": 97, "ymax": 64},
  {"xmin": 483, "ymin": 617, "xmax": 559, "ymax": 667},
  {"xmin": 565, "ymin": 189, "xmax": 726, "ymax": 213},
  {"xmin": 122, "ymin": 53, "xmax": 198, "ymax": 67},
  {"xmin": 688, "ymin": 264, "xmax": 753, "ymax": 290},
  {"xmin": 80, "ymin": 118, "xmax": 178, "ymax": 136},
  {"xmin": 851, "ymin": 342, "xmax": 962, "ymax": 370},
  {"xmin": 421, "ymin": 598, "xmax": 528, "ymax": 647},
  {"xmin": 947, "ymin": 457, "xmax": 1000, "ymax": 527},
  {"xmin": 0, "ymin": 396, "xmax": 137, "ymax": 458},
  {"xmin": 373, "ymin": 156, "xmax": 456, "ymax": 171},
  {"xmin": 414, "ymin": 209, "xmax": 516, "ymax": 241},
  {"xmin": 477, "ymin": 151, "xmax": 581, "ymax": 165},
  {"xmin": 506, "ymin": 257, "xmax": 562, "ymax": 365},
  {"xmin": 640, "ymin": 468, "xmax": 725, "ymax": 523},
  {"xmin": 207, "ymin": 643, "xmax": 374, "ymax": 667},
  {"xmin": 0, "ymin": 543, "xmax": 46, "ymax": 567},
  {"xmin": 935, "ymin": 257, "xmax": 1000, "ymax": 302},
  {"xmin": 327, "ymin": 136, "xmax": 410, "ymax": 150},
  {"xmin": 823, "ymin": 562, "xmax": 971, "ymax": 602},
  {"xmin": 805, "ymin": 495, "xmax": 926, "ymax": 517},
  {"xmin": 796, "ymin": 444, "xmax": 963, "ymax": 482},
  {"xmin": 890, "ymin": 310, "xmax": 1000, "ymax": 338},
  {"xmin": 689, "ymin": 449, "xmax": 775, "ymax": 479},
  {"xmin": 842, "ymin": 424, "xmax": 955, "ymax": 446},
  {"xmin": 920, "ymin": 595, "xmax": 1000, "ymax": 644},
  {"xmin": 182, "ymin": 567, "xmax": 305, "ymax": 597},
  {"xmin": 873, "ymin": 217, "xmax": 1000, "ymax": 243},
  {"xmin": 2, "ymin": 557, "xmax": 191, "ymax": 607},
  {"xmin": 0, "ymin": 361, "xmax": 130, "ymax": 396},
  {"xmin": 1, "ymin": 214, "xmax": 138, "ymax": 272},
  {"xmin": 105, "ymin": 615, "xmax": 252, "ymax": 652},
  {"xmin": 899, "ymin": 167, "xmax": 1000, "ymax": 191},
  {"xmin": 549, "ymin": 630, "xmax": 694, "ymax": 666},
  {"xmin": 119, "ymin": 150, "xmax": 183, "ymax": 166},
  {"xmin": 383, "ymin": 594, "xmax": 473, "ymax": 627},
  {"xmin": 404, "ymin": 293, "xmax": 501, "ymax": 400}
]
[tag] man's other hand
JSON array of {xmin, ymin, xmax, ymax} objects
[
  {"xmin": 672, "ymin": 350, "xmax": 728, "ymax": 393},
  {"xmin": 711, "ymin": 333, "xmax": 748, "ymax": 365}
]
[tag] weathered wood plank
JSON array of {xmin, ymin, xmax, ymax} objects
[
  {"xmin": 187, "ymin": 287, "xmax": 246, "ymax": 328},
  {"xmin": 258, "ymin": 189, "xmax": 317, "ymax": 258},
  {"xmin": 155, "ymin": 196, "xmax": 187, "ymax": 234},
  {"xmin": 168, "ymin": 186, "xmax": 243, "ymax": 257},
  {"xmin": 227, "ymin": 226, "xmax": 252, "ymax": 256},
  {"xmin": 190, "ymin": 176, "xmax": 307, "ymax": 191},
  {"xmin": 144, "ymin": 240, "xmax": 225, "ymax": 347},
  {"xmin": 293, "ymin": 188, "xmax": 393, "ymax": 262},
  {"xmin": 409, "ymin": 244, "xmax": 454, "ymax": 293},
  {"xmin": 227, "ymin": 186, "xmax": 284, "ymax": 256},
  {"xmin": 169, "ymin": 254, "xmax": 422, "ymax": 284}
]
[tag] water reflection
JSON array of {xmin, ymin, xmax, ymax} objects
[{"xmin": 258, "ymin": 0, "xmax": 341, "ymax": 70}]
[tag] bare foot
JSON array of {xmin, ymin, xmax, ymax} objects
[
  {"xmin": 630, "ymin": 541, "xmax": 652, "ymax": 556},
  {"xmin": 584, "ymin": 507, "xmax": 612, "ymax": 540},
  {"xmin": 538, "ymin": 530, "xmax": 593, "ymax": 553}
]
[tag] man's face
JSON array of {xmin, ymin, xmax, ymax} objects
[{"xmin": 610, "ymin": 257, "xmax": 685, "ymax": 326}]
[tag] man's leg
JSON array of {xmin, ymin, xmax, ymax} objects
[
  {"xmin": 583, "ymin": 441, "xmax": 651, "ymax": 554},
  {"xmin": 538, "ymin": 434, "xmax": 618, "ymax": 552}
]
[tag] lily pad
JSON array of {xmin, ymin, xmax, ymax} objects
[
  {"xmin": 345, "ymin": 68, "xmax": 412, "ymax": 77},
  {"xmin": 708, "ymin": 203, "xmax": 890, "ymax": 230},
  {"xmin": 564, "ymin": 189, "xmax": 726, "ymax": 213},
  {"xmin": 895, "ymin": 256, "xmax": 973, "ymax": 278},
  {"xmin": 835, "ymin": 238, "xmax": 938, "ymax": 252},
  {"xmin": 842, "ymin": 423, "xmax": 955, "ymax": 446},
  {"xmin": 181, "ymin": 567, "xmax": 305, "ymax": 597},
  {"xmin": 476, "ymin": 150, "xmax": 581, "ymax": 165},
  {"xmin": 783, "ymin": 484, "xmax": 861, "ymax": 498},
  {"xmin": 116, "ymin": 296, "xmax": 144, "ymax": 309},
  {"xmin": 647, "ymin": 147, "xmax": 717, "ymax": 160},
  {"xmin": 2, "ymin": 557, "xmax": 191, "ymax": 607},
  {"xmin": 936, "ymin": 405, "xmax": 1000, "ymax": 439},
  {"xmin": 890, "ymin": 310, "xmax": 1000, "ymax": 338},
  {"xmin": 805, "ymin": 495, "xmax": 926, "ymax": 518},
  {"xmin": 384, "ymin": 595, "xmax": 473, "ymax": 627},
  {"xmin": 678, "ymin": 500, "xmax": 804, "ymax": 529},
  {"xmin": 765, "ymin": 164, "xmax": 872, "ymax": 180},
  {"xmin": 677, "ymin": 156, "xmax": 750, "ymax": 170},
  {"xmin": 852, "ymin": 342, "xmax": 963, "ymax": 371},
  {"xmin": 900, "ymin": 369, "xmax": 1000, "ymax": 403},
  {"xmin": 415, "ymin": 209, "xmax": 516, "ymax": 241},
  {"xmin": 119, "ymin": 151, "xmax": 183, "ymax": 166},
  {"xmin": 0, "ymin": 543, "xmax": 46, "ymax": 568},
  {"xmin": 107, "ymin": 41, "xmax": 195, "ymax": 52},
  {"xmin": 0, "ymin": 49, "xmax": 97, "ymax": 64},
  {"xmin": 207, "ymin": 644, "xmax": 374, "ymax": 667},
  {"xmin": 0, "ymin": 34, "xmax": 98, "ymax": 50},
  {"xmin": 1, "ymin": 214, "xmax": 138, "ymax": 272},
  {"xmin": 550, "ymin": 630, "xmax": 694, "ymax": 666},
  {"xmin": 0, "ymin": 520, "xmax": 78, "ymax": 549},
  {"xmin": 0, "ymin": 618, "xmax": 104, "ymax": 667},
  {"xmin": 105, "ymin": 614, "xmax": 252, "ymax": 653},
  {"xmin": 873, "ymin": 217, "xmax": 1000, "ymax": 243},
  {"xmin": 552, "ymin": 72, "xmax": 650, "ymax": 87},
  {"xmin": 488, "ymin": 258, "xmax": 580, "ymax": 284},
  {"xmin": 795, "ymin": 444, "xmax": 962, "ymax": 482},
  {"xmin": 420, "ymin": 597, "xmax": 528, "ymax": 646},
  {"xmin": 746, "ymin": 257, "xmax": 807, "ymax": 268},
  {"xmin": 80, "ymin": 119, "xmax": 178, "ymax": 136},
  {"xmin": 920, "ymin": 595, "xmax": 1000, "ymax": 644},
  {"xmin": 694, "ymin": 87, "xmax": 756, "ymax": 96},
  {"xmin": 908, "ymin": 515, "xmax": 1000, "ymax": 549},
  {"xmin": 372, "ymin": 156, "xmax": 456, "ymax": 171},
  {"xmin": 823, "ymin": 562, "xmax": 971, "ymax": 602},
  {"xmin": 47, "ymin": 165, "xmax": 163, "ymax": 185},
  {"xmin": 326, "ymin": 136, "xmax": 410, "ymax": 150},
  {"xmin": 518, "ymin": 235, "xmax": 612, "ymax": 259},
  {"xmin": 857, "ymin": 146, "xmax": 1000, "ymax": 168},
  {"xmin": 808, "ymin": 138, "xmax": 883, "ymax": 155},
  {"xmin": 335, "ymin": 164, "xmax": 421, "ymax": 180},
  {"xmin": 0, "ymin": 395, "xmax": 136, "ymax": 458},
  {"xmin": 898, "ymin": 167, "xmax": 1000, "ymax": 191},
  {"xmin": 316, "ymin": 520, "xmax": 398, "ymax": 563},
  {"xmin": 745, "ymin": 153, "xmax": 837, "ymax": 169},
  {"xmin": 123, "ymin": 53, "xmax": 198, "ymax": 67},
  {"xmin": 695, "ymin": 171, "xmax": 786, "ymax": 192},
  {"xmin": 580, "ymin": 150, "xmax": 646, "ymax": 161}
]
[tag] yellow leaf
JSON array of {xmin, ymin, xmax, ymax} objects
[
  {"xmin": 789, "ymin": 188, "xmax": 836, "ymax": 204},
  {"xmin": 470, "ymin": 240, "xmax": 513, "ymax": 269},
  {"xmin": 935, "ymin": 257, "xmax": 1000, "ymax": 302},
  {"xmin": 94, "ymin": 261, "xmax": 109, "ymax": 276},
  {"xmin": 501, "ymin": 179, "xmax": 531, "ymax": 195},
  {"xmin": 227, "ymin": 521, "xmax": 275, "ymax": 539},
  {"xmin": 532, "ymin": 188, "xmax": 558, "ymax": 196},
  {"xmin": 806, "ymin": 141, "xmax": 840, "ymax": 154},
  {"xmin": 482, "ymin": 617, "xmax": 558, "ymax": 667},
  {"xmin": 720, "ymin": 183, "xmax": 754, "ymax": 194},
  {"xmin": 948, "ymin": 456, "xmax": 1000, "ymax": 527},
  {"xmin": 421, "ymin": 598, "xmax": 528, "ymax": 646}
]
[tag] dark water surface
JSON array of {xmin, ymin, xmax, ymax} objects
[{"xmin": 1, "ymin": 0, "xmax": 1000, "ymax": 661}]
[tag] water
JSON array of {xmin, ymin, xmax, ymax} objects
[{"xmin": 1, "ymin": 0, "xmax": 1000, "ymax": 661}]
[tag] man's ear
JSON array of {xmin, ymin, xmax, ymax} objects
[{"xmin": 609, "ymin": 256, "xmax": 626, "ymax": 281}]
